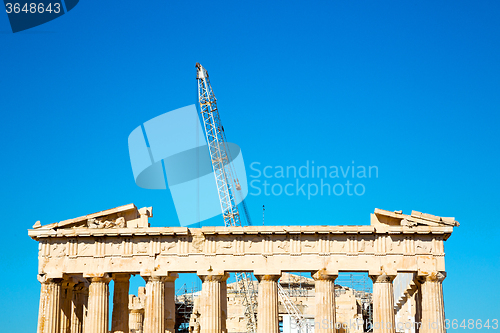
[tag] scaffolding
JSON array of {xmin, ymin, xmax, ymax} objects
[
  {"xmin": 281, "ymin": 273, "xmax": 314, "ymax": 298},
  {"xmin": 335, "ymin": 273, "xmax": 373, "ymax": 331},
  {"xmin": 175, "ymin": 283, "xmax": 199, "ymax": 333},
  {"xmin": 175, "ymin": 273, "xmax": 375, "ymax": 332}
]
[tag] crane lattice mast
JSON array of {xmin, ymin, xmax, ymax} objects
[
  {"xmin": 278, "ymin": 283, "xmax": 308, "ymax": 332},
  {"xmin": 196, "ymin": 63, "xmax": 241, "ymax": 227},
  {"xmin": 196, "ymin": 63, "xmax": 258, "ymax": 332}
]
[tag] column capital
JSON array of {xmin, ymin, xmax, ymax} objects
[
  {"xmin": 73, "ymin": 282, "xmax": 88, "ymax": 293},
  {"xmin": 88, "ymin": 274, "xmax": 112, "ymax": 284},
  {"xmin": 164, "ymin": 273, "xmax": 179, "ymax": 282},
  {"xmin": 142, "ymin": 272, "xmax": 179, "ymax": 283},
  {"xmin": 62, "ymin": 280, "xmax": 77, "ymax": 289},
  {"xmin": 142, "ymin": 275, "xmax": 169, "ymax": 283},
  {"xmin": 198, "ymin": 272, "xmax": 230, "ymax": 282},
  {"xmin": 417, "ymin": 271, "xmax": 446, "ymax": 283},
  {"xmin": 37, "ymin": 274, "xmax": 62, "ymax": 284},
  {"xmin": 369, "ymin": 274, "xmax": 396, "ymax": 283},
  {"xmin": 255, "ymin": 274, "xmax": 281, "ymax": 282},
  {"xmin": 112, "ymin": 273, "xmax": 131, "ymax": 282},
  {"xmin": 312, "ymin": 269, "xmax": 338, "ymax": 281}
]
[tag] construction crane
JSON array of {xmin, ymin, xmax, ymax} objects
[
  {"xmin": 196, "ymin": 63, "xmax": 258, "ymax": 333},
  {"xmin": 278, "ymin": 284, "xmax": 308, "ymax": 332}
]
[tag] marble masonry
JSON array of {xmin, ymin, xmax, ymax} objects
[{"xmin": 29, "ymin": 204, "xmax": 458, "ymax": 333}]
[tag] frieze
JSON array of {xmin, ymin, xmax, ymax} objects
[{"xmin": 29, "ymin": 206, "xmax": 457, "ymax": 277}]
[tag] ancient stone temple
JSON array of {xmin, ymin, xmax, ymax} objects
[{"xmin": 29, "ymin": 204, "xmax": 458, "ymax": 333}]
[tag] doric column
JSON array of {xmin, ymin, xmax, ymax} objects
[
  {"xmin": 129, "ymin": 289, "xmax": 146, "ymax": 333},
  {"xmin": 418, "ymin": 272, "xmax": 446, "ymax": 333},
  {"xmin": 70, "ymin": 283, "xmax": 88, "ymax": 333},
  {"xmin": 37, "ymin": 276, "xmax": 62, "ymax": 333},
  {"xmin": 61, "ymin": 280, "xmax": 76, "ymax": 333},
  {"xmin": 255, "ymin": 274, "xmax": 281, "ymax": 333},
  {"xmin": 85, "ymin": 275, "xmax": 111, "ymax": 333},
  {"xmin": 220, "ymin": 278, "xmax": 228, "ymax": 333},
  {"xmin": 81, "ymin": 287, "xmax": 89, "ymax": 333},
  {"xmin": 129, "ymin": 309, "xmax": 144, "ymax": 333},
  {"xmin": 312, "ymin": 271, "xmax": 338, "ymax": 333},
  {"xmin": 37, "ymin": 279, "xmax": 48, "ymax": 333},
  {"xmin": 198, "ymin": 273, "xmax": 230, "ymax": 333},
  {"xmin": 111, "ymin": 273, "xmax": 130, "ymax": 333},
  {"xmin": 370, "ymin": 274, "xmax": 396, "ymax": 333},
  {"xmin": 143, "ymin": 276, "xmax": 167, "ymax": 333},
  {"xmin": 163, "ymin": 274, "xmax": 178, "ymax": 333}
]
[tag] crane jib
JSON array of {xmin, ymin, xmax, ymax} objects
[{"xmin": 196, "ymin": 63, "xmax": 258, "ymax": 333}]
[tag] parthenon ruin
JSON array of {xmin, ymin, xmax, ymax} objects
[{"xmin": 29, "ymin": 204, "xmax": 458, "ymax": 333}]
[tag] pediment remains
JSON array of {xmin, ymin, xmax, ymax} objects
[
  {"xmin": 373, "ymin": 208, "xmax": 459, "ymax": 228},
  {"xmin": 32, "ymin": 203, "xmax": 153, "ymax": 230}
]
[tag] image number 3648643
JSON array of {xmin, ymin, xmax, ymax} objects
[{"xmin": 3, "ymin": 0, "xmax": 79, "ymax": 32}]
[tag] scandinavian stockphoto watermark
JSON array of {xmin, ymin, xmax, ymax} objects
[
  {"xmin": 249, "ymin": 161, "xmax": 379, "ymax": 199},
  {"xmin": 128, "ymin": 105, "xmax": 248, "ymax": 227}
]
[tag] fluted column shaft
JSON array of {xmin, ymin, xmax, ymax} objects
[
  {"xmin": 61, "ymin": 281, "xmax": 76, "ymax": 333},
  {"xmin": 85, "ymin": 276, "xmax": 111, "ymax": 333},
  {"xmin": 199, "ymin": 273, "xmax": 230, "ymax": 333},
  {"xmin": 111, "ymin": 274, "xmax": 130, "ymax": 333},
  {"xmin": 37, "ymin": 277, "xmax": 62, "ymax": 333},
  {"xmin": 46, "ymin": 280, "xmax": 62, "ymax": 333},
  {"xmin": 129, "ymin": 309, "xmax": 144, "ymax": 333},
  {"xmin": 81, "ymin": 288, "xmax": 89, "ymax": 333},
  {"xmin": 164, "ymin": 274, "xmax": 178, "ymax": 333},
  {"xmin": 70, "ymin": 284, "xmax": 88, "ymax": 333},
  {"xmin": 418, "ymin": 272, "xmax": 446, "ymax": 333},
  {"xmin": 313, "ymin": 271, "xmax": 337, "ymax": 333},
  {"xmin": 370, "ymin": 274, "xmax": 396, "ymax": 333},
  {"xmin": 256, "ymin": 274, "xmax": 280, "ymax": 333},
  {"xmin": 143, "ymin": 276, "xmax": 167, "ymax": 333},
  {"xmin": 37, "ymin": 282, "xmax": 48, "ymax": 333},
  {"xmin": 220, "ymin": 279, "xmax": 228, "ymax": 333}
]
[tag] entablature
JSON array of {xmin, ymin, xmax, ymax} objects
[{"xmin": 29, "ymin": 205, "xmax": 458, "ymax": 278}]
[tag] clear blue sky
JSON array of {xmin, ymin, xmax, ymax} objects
[{"xmin": 1, "ymin": 1, "xmax": 499, "ymax": 331}]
